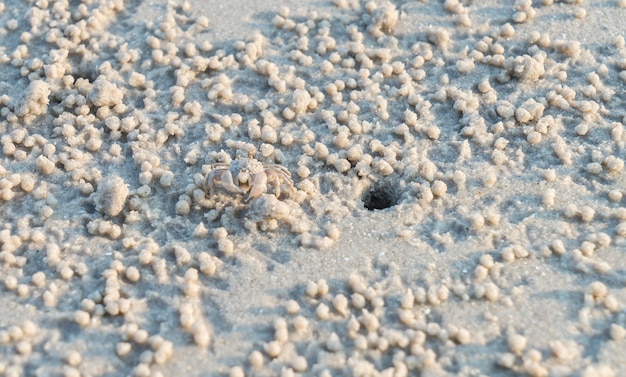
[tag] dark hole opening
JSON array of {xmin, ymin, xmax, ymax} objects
[{"xmin": 363, "ymin": 184, "xmax": 398, "ymax": 211}]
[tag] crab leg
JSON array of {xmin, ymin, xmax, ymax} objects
[
  {"xmin": 206, "ymin": 170, "xmax": 220, "ymax": 196},
  {"xmin": 283, "ymin": 173, "xmax": 296, "ymax": 197},
  {"xmin": 265, "ymin": 171, "xmax": 281, "ymax": 198},
  {"xmin": 247, "ymin": 171, "xmax": 268, "ymax": 201},
  {"xmin": 274, "ymin": 177, "xmax": 281, "ymax": 198}
]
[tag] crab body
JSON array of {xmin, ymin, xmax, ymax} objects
[{"xmin": 206, "ymin": 158, "xmax": 295, "ymax": 201}]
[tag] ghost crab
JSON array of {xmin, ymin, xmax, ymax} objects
[{"xmin": 205, "ymin": 157, "xmax": 295, "ymax": 201}]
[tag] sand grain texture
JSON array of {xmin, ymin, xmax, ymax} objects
[{"xmin": 1, "ymin": 0, "xmax": 626, "ymax": 376}]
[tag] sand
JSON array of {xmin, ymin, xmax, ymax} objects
[{"xmin": 1, "ymin": 0, "xmax": 626, "ymax": 376}]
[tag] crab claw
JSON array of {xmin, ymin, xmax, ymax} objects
[
  {"xmin": 246, "ymin": 171, "xmax": 268, "ymax": 201},
  {"xmin": 221, "ymin": 170, "xmax": 244, "ymax": 194}
]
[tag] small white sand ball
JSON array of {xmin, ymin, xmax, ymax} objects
[
  {"xmin": 575, "ymin": 123, "xmax": 589, "ymax": 136},
  {"xmin": 316, "ymin": 303, "xmax": 330, "ymax": 320},
  {"xmin": 604, "ymin": 295, "xmax": 619, "ymax": 312},
  {"xmin": 15, "ymin": 80, "xmax": 51, "ymax": 117},
  {"xmin": 497, "ymin": 353, "xmax": 516, "ymax": 369},
  {"xmin": 250, "ymin": 195, "xmax": 290, "ymax": 219},
  {"xmin": 229, "ymin": 366, "xmax": 244, "ymax": 377},
  {"xmin": 375, "ymin": 160, "xmax": 394, "ymax": 175},
  {"xmin": 564, "ymin": 204, "xmax": 578, "ymax": 218},
  {"xmin": 542, "ymin": 169, "xmax": 556, "ymax": 182},
  {"xmin": 370, "ymin": 2, "xmax": 399, "ymax": 33},
  {"xmin": 470, "ymin": 212, "xmax": 485, "ymax": 230},
  {"xmin": 589, "ymin": 281, "xmax": 608, "ymax": 299},
  {"xmin": 480, "ymin": 254, "xmax": 494, "ymax": 269},
  {"xmin": 134, "ymin": 330, "xmax": 149, "ymax": 344},
  {"xmin": 453, "ymin": 170, "xmax": 466, "ymax": 187},
  {"xmin": 94, "ymin": 175, "xmax": 129, "ymax": 216},
  {"xmin": 263, "ymin": 341, "xmax": 281, "ymax": 358},
  {"xmin": 218, "ymin": 239, "xmax": 234, "ymax": 255},
  {"xmin": 274, "ymin": 327, "xmax": 288, "ymax": 344},
  {"xmin": 291, "ymin": 356, "xmax": 308, "ymax": 372},
  {"xmin": 89, "ymin": 78, "xmax": 124, "ymax": 107},
  {"xmin": 249, "ymin": 350, "xmax": 264, "ymax": 368},
  {"xmin": 194, "ymin": 329, "xmax": 211, "ymax": 348},
  {"xmin": 66, "ymin": 351, "xmax": 82, "ymax": 366},
  {"xmin": 334, "ymin": 158, "xmax": 351, "ymax": 173},
  {"xmin": 133, "ymin": 363, "xmax": 150, "ymax": 377},
  {"xmin": 60, "ymin": 266, "xmax": 74, "ymax": 280},
  {"xmin": 501, "ymin": 247, "xmax": 515, "ymax": 263},
  {"xmin": 332, "ymin": 294, "xmax": 349, "ymax": 316},
  {"xmin": 581, "ymin": 365, "xmax": 616, "ymax": 377},
  {"xmin": 605, "ymin": 156, "xmax": 624, "ymax": 173},
  {"xmin": 296, "ymin": 165, "xmax": 310, "ymax": 179},
  {"xmin": 16, "ymin": 341, "xmax": 32, "ymax": 355},
  {"xmin": 21, "ymin": 321, "xmax": 37, "ymax": 337},
  {"xmin": 293, "ymin": 316, "xmax": 309, "ymax": 333},
  {"xmin": 74, "ymin": 310, "xmax": 90, "ymax": 327},
  {"xmin": 594, "ymin": 232, "xmax": 611, "ymax": 248},
  {"xmin": 31, "ymin": 271, "xmax": 46, "ymax": 287},
  {"xmin": 125, "ymin": 266, "xmax": 141, "ymax": 282},
  {"xmin": 457, "ymin": 328, "xmax": 471, "ymax": 344},
  {"xmin": 427, "ymin": 27, "xmax": 450, "ymax": 47},
  {"xmin": 351, "ymin": 293, "xmax": 366, "ymax": 309},
  {"xmin": 527, "ymin": 131, "xmax": 542, "ymax": 145},
  {"xmin": 20, "ymin": 174, "xmax": 36, "ymax": 193},
  {"xmin": 456, "ymin": 59, "xmax": 475, "ymax": 74},
  {"xmin": 484, "ymin": 282, "xmax": 499, "ymax": 301},
  {"xmin": 505, "ymin": 54, "xmax": 545, "ymax": 81},
  {"xmin": 400, "ymin": 289, "xmax": 414, "ymax": 310},
  {"xmin": 285, "ymin": 300, "xmax": 300, "ymax": 314},
  {"xmin": 160, "ymin": 171, "xmax": 174, "ymax": 187},
  {"xmin": 116, "ymin": 342, "xmax": 132, "ymax": 357},
  {"xmin": 507, "ymin": 333, "xmax": 527, "ymax": 354},
  {"xmin": 580, "ymin": 241, "xmax": 595, "ymax": 257},
  {"xmin": 360, "ymin": 310, "xmax": 380, "ymax": 333},
  {"xmin": 4, "ymin": 276, "xmax": 18, "ymax": 290},
  {"xmin": 586, "ymin": 162, "xmax": 603, "ymax": 175},
  {"xmin": 326, "ymin": 225, "xmax": 341, "ymax": 240},
  {"xmin": 175, "ymin": 200, "xmax": 191, "ymax": 216},
  {"xmin": 8, "ymin": 325, "xmax": 23, "ymax": 341},
  {"xmin": 36, "ymin": 155, "xmax": 55, "ymax": 175},
  {"xmin": 15, "ymin": 284, "xmax": 27, "ymax": 297},
  {"xmin": 305, "ymin": 281, "xmax": 318, "ymax": 298},
  {"xmin": 474, "ymin": 265, "xmax": 489, "ymax": 280},
  {"xmin": 316, "ymin": 279, "xmax": 329, "ymax": 296},
  {"xmin": 213, "ymin": 227, "xmax": 228, "ymax": 241},
  {"xmin": 431, "ymin": 180, "xmax": 447, "ymax": 197},
  {"xmin": 550, "ymin": 239, "xmax": 566, "ymax": 255},
  {"xmin": 180, "ymin": 312, "xmax": 194, "ymax": 329},
  {"xmin": 574, "ymin": 7, "xmax": 586, "ymax": 19},
  {"xmin": 610, "ymin": 324, "xmax": 626, "ymax": 341},
  {"xmin": 579, "ymin": 206, "xmax": 595, "ymax": 222},
  {"xmin": 515, "ymin": 108, "xmax": 532, "ymax": 123}
]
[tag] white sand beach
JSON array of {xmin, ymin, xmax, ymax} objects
[{"xmin": 1, "ymin": 0, "xmax": 626, "ymax": 376}]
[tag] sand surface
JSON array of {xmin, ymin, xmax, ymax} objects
[{"xmin": 1, "ymin": 0, "xmax": 626, "ymax": 376}]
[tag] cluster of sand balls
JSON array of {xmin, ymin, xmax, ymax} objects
[
  {"xmin": 232, "ymin": 272, "xmax": 625, "ymax": 376},
  {"xmin": 233, "ymin": 274, "xmax": 470, "ymax": 376},
  {"xmin": 1, "ymin": 0, "xmax": 626, "ymax": 375}
]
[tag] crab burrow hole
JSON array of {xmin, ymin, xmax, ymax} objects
[{"xmin": 362, "ymin": 181, "xmax": 400, "ymax": 211}]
